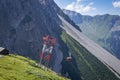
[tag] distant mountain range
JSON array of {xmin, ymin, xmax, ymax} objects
[
  {"xmin": 0, "ymin": 0, "xmax": 120, "ymax": 80},
  {"xmin": 63, "ymin": 9, "xmax": 120, "ymax": 59}
]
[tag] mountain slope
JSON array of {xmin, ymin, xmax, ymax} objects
[
  {"xmin": 0, "ymin": 0, "xmax": 80, "ymax": 74},
  {"xmin": 0, "ymin": 54, "xmax": 66, "ymax": 80},
  {"xmin": 63, "ymin": 9, "xmax": 120, "ymax": 59},
  {"xmin": 0, "ymin": 0, "xmax": 120, "ymax": 80},
  {"xmin": 58, "ymin": 15, "xmax": 120, "ymax": 79},
  {"xmin": 61, "ymin": 32, "xmax": 120, "ymax": 80}
]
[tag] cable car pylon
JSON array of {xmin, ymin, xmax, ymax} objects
[{"xmin": 39, "ymin": 35, "xmax": 56, "ymax": 67}]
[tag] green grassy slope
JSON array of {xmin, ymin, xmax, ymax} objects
[
  {"xmin": 0, "ymin": 54, "xmax": 67, "ymax": 80},
  {"xmin": 61, "ymin": 31, "xmax": 119, "ymax": 80}
]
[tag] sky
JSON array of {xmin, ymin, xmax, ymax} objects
[{"xmin": 54, "ymin": 0, "xmax": 120, "ymax": 16}]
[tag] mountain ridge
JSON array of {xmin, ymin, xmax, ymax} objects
[{"xmin": 63, "ymin": 9, "xmax": 120, "ymax": 59}]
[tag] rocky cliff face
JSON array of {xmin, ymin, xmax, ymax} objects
[
  {"xmin": 63, "ymin": 9, "xmax": 120, "ymax": 59},
  {"xmin": 0, "ymin": 0, "xmax": 80, "ymax": 74},
  {"xmin": 107, "ymin": 26, "xmax": 120, "ymax": 58}
]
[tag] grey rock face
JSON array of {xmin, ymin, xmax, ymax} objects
[
  {"xmin": 107, "ymin": 31, "xmax": 120, "ymax": 59},
  {"xmin": 0, "ymin": 0, "xmax": 63, "ymax": 72},
  {"xmin": 0, "ymin": 0, "xmax": 81, "ymax": 78}
]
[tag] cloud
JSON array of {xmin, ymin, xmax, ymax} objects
[
  {"xmin": 65, "ymin": 0, "xmax": 96, "ymax": 13},
  {"xmin": 112, "ymin": 1, "xmax": 120, "ymax": 8},
  {"xmin": 76, "ymin": 0, "xmax": 82, "ymax": 3},
  {"xmin": 89, "ymin": 2, "xmax": 94, "ymax": 6},
  {"xmin": 77, "ymin": 0, "xmax": 81, "ymax": 2}
]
